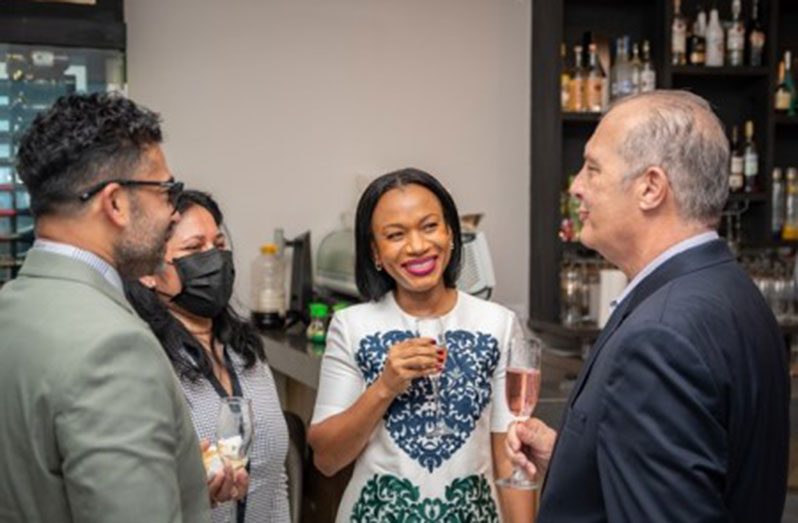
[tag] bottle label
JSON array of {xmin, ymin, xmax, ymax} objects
[
  {"xmin": 744, "ymin": 154, "xmax": 758, "ymax": 176},
  {"xmin": 772, "ymin": 191, "xmax": 785, "ymax": 233},
  {"xmin": 561, "ymin": 77, "xmax": 570, "ymax": 110},
  {"xmin": 776, "ymin": 90, "xmax": 792, "ymax": 111},
  {"xmin": 586, "ymin": 78, "xmax": 603, "ymax": 111},
  {"xmin": 614, "ymin": 79, "xmax": 634, "ymax": 98},
  {"xmin": 706, "ymin": 35, "xmax": 724, "ymax": 66},
  {"xmin": 672, "ymin": 24, "xmax": 686, "ymax": 54},
  {"xmin": 731, "ymin": 156, "xmax": 744, "ymax": 175},
  {"xmin": 750, "ymin": 32, "xmax": 765, "ymax": 53},
  {"xmin": 690, "ymin": 37, "xmax": 706, "ymax": 65},
  {"xmin": 631, "ymin": 70, "xmax": 641, "ymax": 93},
  {"xmin": 728, "ymin": 28, "xmax": 745, "ymax": 51},
  {"xmin": 570, "ymin": 79, "xmax": 584, "ymax": 111},
  {"xmin": 783, "ymin": 225, "xmax": 798, "ymax": 241},
  {"xmin": 641, "ymin": 70, "xmax": 656, "ymax": 92}
]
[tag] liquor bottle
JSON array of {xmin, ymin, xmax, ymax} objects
[
  {"xmin": 726, "ymin": 0, "xmax": 745, "ymax": 67},
  {"xmin": 729, "ymin": 125, "xmax": 745, "ymax": 193},
  {"xmin": 743, "ymin": 120, "xmax": 759, "ymax": 193},
  {"xmin": 570, "ymin": 45, "xmax": 586, "ymax": 112},
  {"xmin": 611, "ymin": 36, "xmax": 634, "ymax": 100},
  {"xmin": 706, "ymin": 7, "xmax": 725, "ymax": 67},
  {"xmin": 775, "ymin": 51, "xmax": 797, "ymax": 116},
  {"xmin": 791, "ymin": 54, "xmax": 798, "ymax": 116},
  {"xmin": 561, "ymin": 43, "xmax": 572, "ymax": 111},
  {"xmin": 772, "ymin": 168, "xmax": 785, "ymax": 240},
  {"xmin": 689, "ymin": 6, "xmax": 707, "ymax": 65},
  {"xmin": 748, "ymin": 0, "xmax": 766, "ymax": 67},
  {"xmin": 630, "ymin": 42, "xmax": 643, "ymax": 94},
  {"xmin": 775, "ymin": 59, "xmax": 791, "ymax": 112},
  {"xmin": 585, "ymin": 43, "xmax": 606, "ymax": 112},
  {"xmin": 783, "ymin": 167, "xmax": 798, "ymax": 241},
  {"xmin": 640, "ymin": 40, "xmax": 657, "ymax": 92},
  {"xmin": 672, "ymin": 0, "xmax": 688, "ymax": 65}
]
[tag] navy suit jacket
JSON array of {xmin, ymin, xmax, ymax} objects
[{"xmin": 538, "ymin": 240, "xmax": 789, "ymax": 522}]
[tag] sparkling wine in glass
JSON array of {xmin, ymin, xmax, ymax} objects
[
  {"xmin": 416, "ymin": 317, "xmax": 453, "ymax": 437},
  {"xmin": 496, "ymin": 336, "xmax": 543, "ymax": 490},
  {"xmin": 217, "ymin": 397, "xmax": 254, "ymax": 521}
]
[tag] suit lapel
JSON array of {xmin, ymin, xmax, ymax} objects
[
  {"xmin": 542, "ymin": 240, "xmax": 735, "ymax": 498},
  {"xmin": 567, "ymin": 240, "xmax": 734, "ymax": 407},
  {"xmin": 18, "ymin": 249, "xmax": 134, "ymax": 314},
  {"xmin": 567, "ymin": 296, "xmax": 632, "ymax": 406}
]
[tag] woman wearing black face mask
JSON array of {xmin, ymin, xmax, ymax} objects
[{"xmin": 124, "ymin": 190, "xmax": 290, "ymax": 523}]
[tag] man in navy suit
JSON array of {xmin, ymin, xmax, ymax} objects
[{"xmin": 509, "ymin": 90, "xmax": 789, "ymax": 521}]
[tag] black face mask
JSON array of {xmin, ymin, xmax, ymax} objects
[{"xmin": 170, "ymin": 249, "xmax": 235, "ymax": 318}]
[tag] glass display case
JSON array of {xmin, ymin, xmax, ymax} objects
[{"xmin": 0, "ymin": 44, "xmax": 125, "ymax": 284}]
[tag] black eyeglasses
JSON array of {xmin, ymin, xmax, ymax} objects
[{"xmin": 78, "ymin": 178, "xmax": 185, "ymax": 207}]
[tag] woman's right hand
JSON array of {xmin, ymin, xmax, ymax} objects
[
  {"xmin": 377, "ymin": 337, "xmax": 441, "ymax": 397},
  {"xmin": 201, "ymin": 439, "xmax": 250, "ymax": 508}
]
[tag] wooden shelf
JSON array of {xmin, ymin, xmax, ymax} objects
[
  {"xmin": 728, "ymin": 192, "xmax": 768, "ymax": 203},
  {"xmin": 775, "ymin": 114, "xmax": 798, "ymax": 126},
  {"xmin": 670, "ymin": 65, "xmax": 770, "ymax": 77},
  {"xmin": 562, "ymin": 112, "xmax": 602, "ymax": 124}
]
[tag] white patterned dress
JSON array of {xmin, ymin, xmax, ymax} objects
[
  {"xmin": 180, "ymin": 347, "xmax": 291, "ymax": 523},
  {"xmin": 311, "ymin": 291, "xmax": 517, "ymax": 523}
]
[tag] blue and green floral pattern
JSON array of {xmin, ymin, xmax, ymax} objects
[
  {"xmin": 350, "ymin": 473, "xmax": 499, "ymax": 523},
  {"xmin": 355, "ymin": 329, "xmax": 500, "ymax": 471}
]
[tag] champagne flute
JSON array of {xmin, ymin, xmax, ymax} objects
[
  {"xmin": 496, "ymin": 336, "xmax": 543, "ymax": 490},
  {"xmin": 217, "ymin": 397, "xmax": 254, "ymax": 522},
  {"xmin": 416, "ymin": 317, "xmax": 453, "ymax": 437}
]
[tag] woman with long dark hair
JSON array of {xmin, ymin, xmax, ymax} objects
[
  {"xmin": 125, "ymin": 190, "xmax": 290, "ymax": 523},
  {"xmin": 308, "ymin": 168, "xmax": 533, "ymax": 522}
]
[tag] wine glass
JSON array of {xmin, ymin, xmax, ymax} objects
[
  {"xmin": 416, "ymin": 317, "xmax": 453, "ymax": 437},
  {"xmin": 217, "ymin": 397, "xmax": 254, "ymax": 521},
  {"xmin": 496, "ymin": 336, "xmax": 543, "ymax": 490}
]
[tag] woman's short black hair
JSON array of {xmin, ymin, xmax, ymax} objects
[
  {"xmin": 124, "ymin": 189, "xmax": 266, "ymax": 382},
  {"xmin": 355, "ymin": 167, "xmax": 462, "ymax": 301}
]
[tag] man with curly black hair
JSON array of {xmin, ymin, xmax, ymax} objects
[{"xmin": 0, "ymin": 93, "xmax": 212, "ymax": 522}]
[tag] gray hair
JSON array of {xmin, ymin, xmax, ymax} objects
[{"xmin": 608, "ymin": 90, "xmax": 729, "ymax": 226}]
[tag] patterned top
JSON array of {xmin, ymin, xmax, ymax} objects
[
  {"xmin": 180, "ymin": 346, "xmax": 291, "ymax": 523},
  {"xmin": 312, "ymin": 291, "xmax": 517, "ymax": 523}
]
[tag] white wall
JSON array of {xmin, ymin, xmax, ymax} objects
[{"xmin": 125, "ymin": 0, "xmax": 530, "ymax": 312}]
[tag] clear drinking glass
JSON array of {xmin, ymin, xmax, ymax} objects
[
  {"xmin": 217, "ymin": 397, "xmax": 254, "ymax": 522},
  {"xmin": 496, "ymin": 336, "xmax": 543, "ymax": 490},
  {"xmin": 416, "ymin": 317, "xmax": 453, "ymax": 437}
]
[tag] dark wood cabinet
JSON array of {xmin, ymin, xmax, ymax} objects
[{"xmin": 530, "ymin": 0, "xmax": 798, "ymax": 340}]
